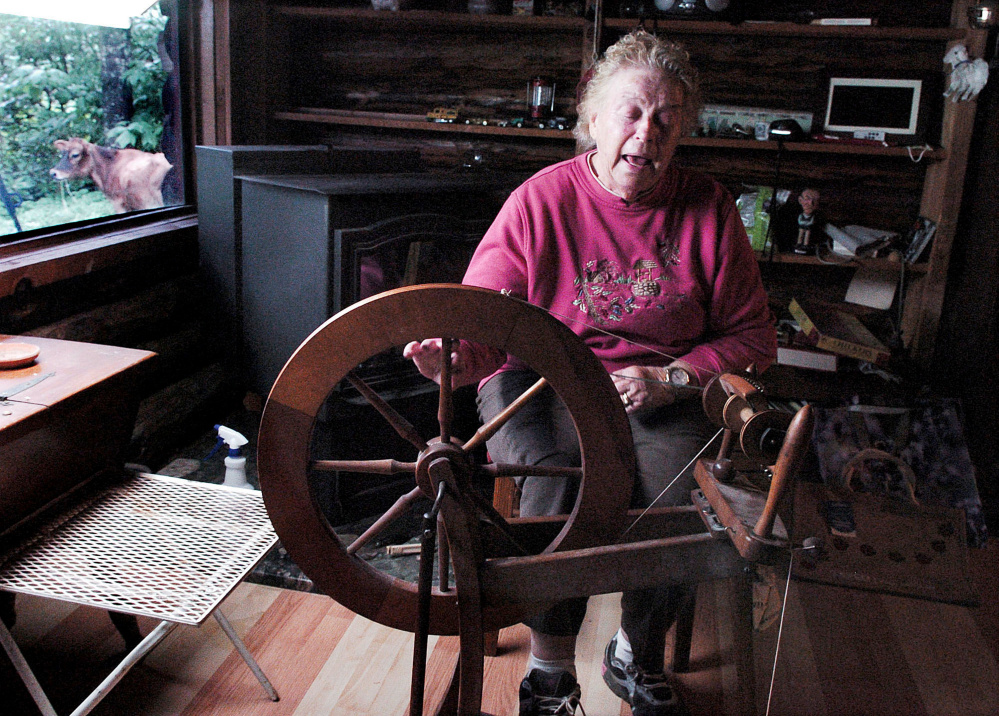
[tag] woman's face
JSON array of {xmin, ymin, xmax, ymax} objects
[{"xmin": 588, "ymin": 67, "xmax": 686, "ymax": 202}]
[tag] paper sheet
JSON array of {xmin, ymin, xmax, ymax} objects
[{"xmin": 845, "ymin": 263, "xmax": 898, "ymax": 310}]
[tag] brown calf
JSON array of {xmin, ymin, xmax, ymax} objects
[{"xmin": 50, "ymin": 138, "xmax": 172, "ymax": 213}]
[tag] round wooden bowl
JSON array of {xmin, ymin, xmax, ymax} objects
[{"xmin": 0, "ymin": 343, "xmax": 41, "ymax": 370}]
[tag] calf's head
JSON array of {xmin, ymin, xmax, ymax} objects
[{"xmin": 50, "ymin": 138, "xmax": 93, "ymax": 180}]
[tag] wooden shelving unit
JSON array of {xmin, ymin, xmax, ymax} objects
[
  {"xmin": 236, "ymin": 0, "xmax": 982, "ymax": 367},
  {"xmin": 271, "ymin": 5, "xmax": 965, "ymax": 40},
  {"xmin": 602, "ymin": 16, "xmax": 966, "ymax": 39}
]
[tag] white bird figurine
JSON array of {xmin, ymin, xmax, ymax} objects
[{"xmin": 944, "ymin": 43, "xmax": 989, "ymax": 102}]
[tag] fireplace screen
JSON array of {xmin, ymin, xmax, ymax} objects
[{"xmin": 337, "ymin": 213, "xmax": 491, "ymax": 312}]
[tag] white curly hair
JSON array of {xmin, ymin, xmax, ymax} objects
[{"xmin": 573, "ymin": 30, "xmax": 702, "ymax": 149}]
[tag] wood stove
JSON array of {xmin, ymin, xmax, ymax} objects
[{"xmin": 236, "ymin": 170, "xmax": 517, "ymax": 529}]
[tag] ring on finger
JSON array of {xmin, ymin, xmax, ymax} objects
[{"xmin": 621, "ymin": 393, "xmax": 631, "ymax": 406}]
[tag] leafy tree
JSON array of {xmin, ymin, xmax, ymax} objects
[{"xmin": 107, "ymin": 9, "xmax": 168, "ymax": 152}]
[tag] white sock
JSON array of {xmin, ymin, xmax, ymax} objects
[
  {"xmin": 526, "ymin": 654, "xmax": 577, "ymax": 679},
  {"xmin": 613, "ymin": 628, "xmax": 633, "ymax": 664}
]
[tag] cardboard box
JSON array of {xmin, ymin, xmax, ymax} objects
[{"xmin": 789, "ymin": 298, "xmax": 891, "ymax": 366}]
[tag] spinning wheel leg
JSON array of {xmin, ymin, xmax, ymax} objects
[
  {"xmin": 431, "ymin": 458, "xmax": 487, "ymax": 716},
  {"xmin": 109, "ymin": 611, "xmax": 143, "ymax": 650},
  {"xmin": 732, "ymin": 570, "xmax": 756, "ymax": 716},
  {"xmin": 482, "ymin": 631, "xmax": 499, "ymax": 658},
  {"xmin": 0, "ymin": 592, "xmax": 14, "ymax": 629},
  {"xmin": 437, "ymin": 664, "xmax": 462, "ymax": 716},
  {"xmin": 671, "ymin": 587, "xmax": 697, "ymax": 673},
  {"xmin": 483, "ymin": 475, "xmax": 520, "ymax": 657},
  {"xmin": 413, "ymin": 483, "xmax": 446, "ymax": 716}
]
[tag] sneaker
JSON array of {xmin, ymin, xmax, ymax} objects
[
  {"xmin": 519, "ymin": 668, "xmax": 584, "ymax": 715},
  {"xmin": 601, "ymin": 637, "xmax": 687, "ymax": 716}
]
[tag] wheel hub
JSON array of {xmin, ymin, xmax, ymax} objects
[{"xmin": 415, "ymin": 438, "xmax": 470, "ymax": 498}]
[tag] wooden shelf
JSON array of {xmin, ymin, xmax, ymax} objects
[
  {"xmin": 271, "ymin": 6, "xmax": 586, "ymax": 30},
  {"xmin": 682, "ymin": 136, "xmax": 945, "ymax": 159},
  {"xmin": 602, "ymin": 17, "xmax": 966, "ymax": 40},
  {"xmin": 275, "ymin": 108, "xmax": 945, "ymax": 159},
  {"xmin": 274, "ymin": 108, "xmax": 576, "ymax": 139},
  {"xmin": 271, "ymin": 7, "xmax": 965, "ymax": 41},
  {"xmin": 759, "ymin": 252, "xmax": 930, "ymax": 273}
]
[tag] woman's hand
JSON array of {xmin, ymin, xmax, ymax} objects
[
  {"xmin": 612, "ymin": 366, "xmax": 672, "ymax": 414},
  {"xmin": 611, "ymin": 362, "xmax": 699, "ymax": 414},
  {"xmin": 403, "ymin": 339, "xmax": 504, "ymax": 389},
  {"xmin": 403, "ymin": 339, "xmax": 460, "ymax": 386}
]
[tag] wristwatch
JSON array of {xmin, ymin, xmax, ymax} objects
[{"xmin": 666, "ymin": 365, "xmax": 694, "ymax": 388}]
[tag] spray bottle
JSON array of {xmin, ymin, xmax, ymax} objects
[{"xmin": 215, "ymin": 424, "xmax": 251, "ymax": 489}]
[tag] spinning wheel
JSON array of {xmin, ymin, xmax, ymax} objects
[
  {"xmin": 258, "ymin": 284, "xmax": 813, "ymax": 716},
  {"xmin": 258, "ymin": 284, "xmax": 637, "ymax": 636}
]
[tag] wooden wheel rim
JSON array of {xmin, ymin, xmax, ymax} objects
[{"xmin": 258, "ymin": 284, "xmax": 635, "ymax": 634}]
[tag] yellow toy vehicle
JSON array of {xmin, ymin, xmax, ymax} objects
[{"xmin": 426, "ymin": 107, "xmax": 458, "ymax": 123}]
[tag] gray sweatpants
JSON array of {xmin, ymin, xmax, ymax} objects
[{"xmin": 476, "ymin": 369, "xmax": 715, "ymax": 672}]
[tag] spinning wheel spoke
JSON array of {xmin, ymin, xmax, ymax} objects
[
  {"xmin": 438, "ymin": 337, "xmax": 454, "ymax": 444},
  {"xmin": 312, "ymin": 458, "xmax": 417, "ymax": 475},
  {"xmin": 478, "ymin": 463, "xmax": 583, "ymax": 480},
  {"xmin": 462, "ymin": 376, "xmax": 548, "ymax": 454},
  {"xmin": 346, "ymin": 370, "xmax": 428, "ymax": 451},
  {"xmin": 346, "ymin": 485, "xmax": 425, "ymax": 555},
  {"xmin": 464, "ymin": 487, "xmax": 530, "ymax": 555}
]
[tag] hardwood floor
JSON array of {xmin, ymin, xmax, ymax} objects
[{"xmin": 2, "ymin": 542, "xmax": 997, "ymax": 716}]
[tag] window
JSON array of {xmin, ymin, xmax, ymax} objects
[{"xmin": 0, "ymin": 1, "xmax": 186, "ymax": 242}]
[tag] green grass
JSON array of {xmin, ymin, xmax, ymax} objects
[{"xmin": 0, "ymin": 189, "xmax": 115, "ymax": 239}]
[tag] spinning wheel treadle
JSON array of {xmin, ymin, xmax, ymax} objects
[{"xmin": 257, "ymin": 284, "xmax": 636, "ymax": 636}]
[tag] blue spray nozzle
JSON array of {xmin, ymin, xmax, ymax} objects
[
  {"xmin": 206, "ymin": 425, "xmax": 249, "ymax": 461},
  {"xmin": 216, "ymin": 424, "xmax": 249, "ymax": 449},
  {"xmin": 204, "ymin": 436, "xmax": 225, "ymax": 461}
]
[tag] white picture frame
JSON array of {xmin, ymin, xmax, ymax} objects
[{"xmin": 824, "ymin": 78, "xmax": 923, "ymax": 139}]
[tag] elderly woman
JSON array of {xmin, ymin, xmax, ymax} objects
[{"xmin": 406, "ymin": 30, "xmax": 776, "ymax": 716}]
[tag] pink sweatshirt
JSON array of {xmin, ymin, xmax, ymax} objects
[{"xmin": 463, "ymin": 152, "xmax": 776, "ymax": 385}]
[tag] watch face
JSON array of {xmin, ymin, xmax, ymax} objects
[{"xmin": 669, "ymin": 367, "xmax": 691, "ymax": 387}]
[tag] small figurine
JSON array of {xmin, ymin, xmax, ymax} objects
[
  {"xmin": 794, "ymin": 188, "xmax": 820, "ymax": 255},
  {"xmin": 944, "ymin": 44, "xmax": 989, "ymax": 103}
]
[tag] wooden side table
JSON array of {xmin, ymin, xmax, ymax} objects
[{"xmin": 0, "ymin": 334, "xmax": 154, "ymax": 533}]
